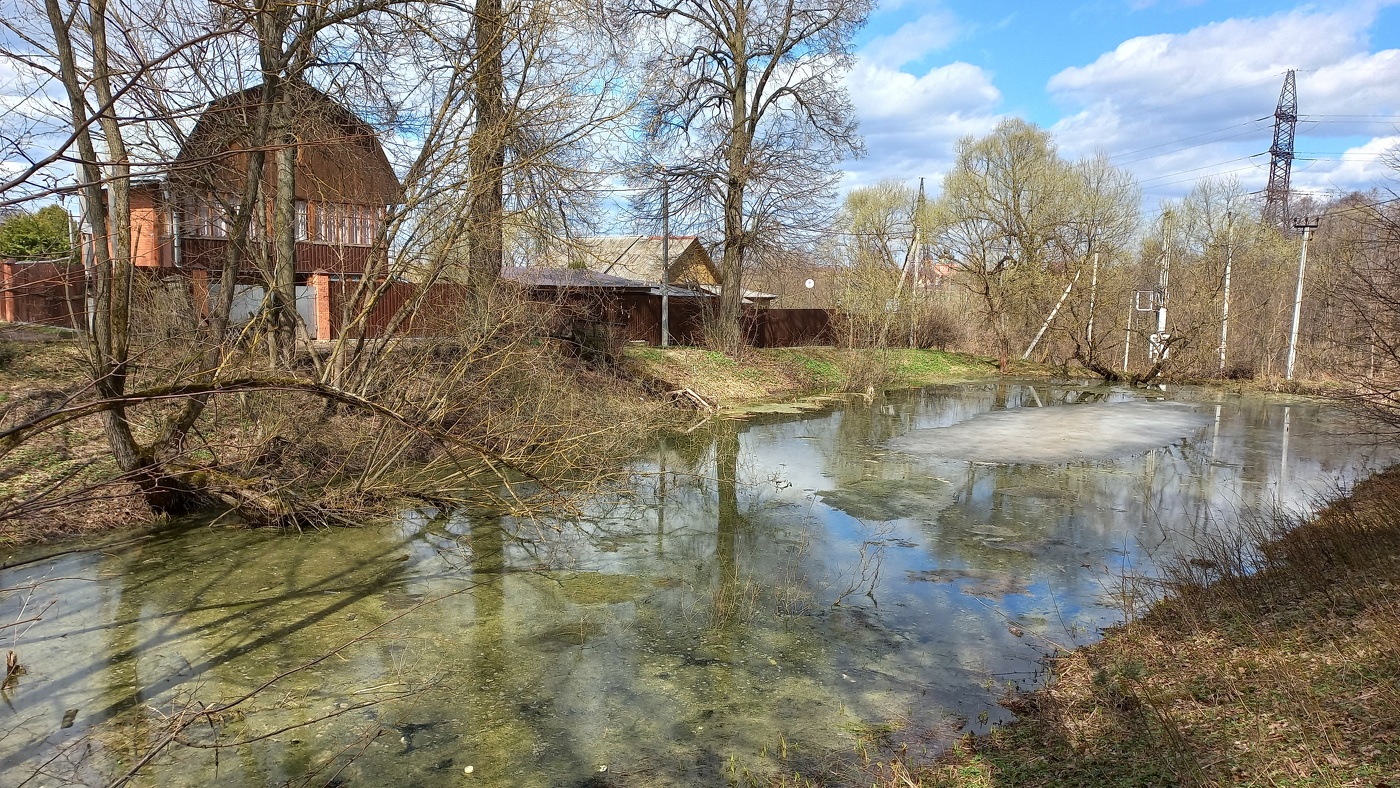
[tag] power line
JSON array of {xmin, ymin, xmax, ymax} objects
[
  {"xmin": 1137, "ymin": 154, "xmax": 1266, "ymax": 185},
  {"xmin": 1107, "ymin": 120, "xmax": 1268, "ymax": 164},
  {"xmin": 1139, "ymin": 163, "xmax": 1267, "ymax": 193}
]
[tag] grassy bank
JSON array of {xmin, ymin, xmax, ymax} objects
[
  {"xmin": 826, "ymin": 466, "xmax": 1400, "ymax": 788},
  {"xmin": 623, "ymin": 346, "xmax": 1002, "ymax": 409}
]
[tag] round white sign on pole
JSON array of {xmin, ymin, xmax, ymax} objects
[{"xmin": 804, "ymin": 278, "xmax": 815, "ymax": 289}]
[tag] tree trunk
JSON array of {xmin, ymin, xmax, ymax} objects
[
  {"xmin": 46, "ymin": 0, "xmax": 145, "ymax": 475},
  {"xmin": 271, "ymin": 125, "xmax": 298, "ymax": 366},
  {"xmin": 715, "ymin": 7, "xmax": 750, "ymax": 353},
  {"xmin": 466, "ymin": 0, "xmax": 506, "ymax": 290}
]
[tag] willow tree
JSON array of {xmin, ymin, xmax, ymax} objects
[
  {"xmin": 933, "ymin": 119, "xmax": 1139, "ymax": 373},
  {"xmin": 631, "ymin": 0, "xmax": 869, "ymax": 350}
]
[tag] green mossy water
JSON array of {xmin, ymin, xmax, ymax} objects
[{"xmin": 0, "ymin": 382, "xmax": 1393, "ymax": 786}]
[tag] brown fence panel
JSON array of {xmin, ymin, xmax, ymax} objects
[
  {"xmin": 620, "ymin": 293, "xmax": 661, "ymax": 345},
  {"xmin": 2, "ymin": 261, "xmax": 84, "ymax": 328},
  {"xmin": 669, "ymin": 298, "xmax": 711, "ymax": 346},
  {"xmin": 744, "ymin": 308, "xmax": 835, "ymax": 348},
  {"xmin": 324, "ymin": 278, "xmax": 471, "ymax": 339},
  {"xmin": 615, "ymin": 294, "xmax": 714, "ymax": 346}
]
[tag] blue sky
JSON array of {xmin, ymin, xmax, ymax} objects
[{"xmin": 843, "ymin": 0, "xmax": 1400, "ymax": 206}]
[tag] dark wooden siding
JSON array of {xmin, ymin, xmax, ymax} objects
[
  {"xmin": 180, "ymin": 238, "xmax": 372, "ymax": 276},
  {"xmin": 742, "ymin": 308, "xmax": 836, "ymax": 347}
]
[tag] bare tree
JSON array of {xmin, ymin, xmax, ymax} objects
[
  {"xmin": 0, "ymin": 0, "xmax": 645, "ymax": 527},
  {"xmin": 1314, "ymin": 189, "xmax": 1400, "ymax": 421},
  {"xmin": 630, "ymin": 0, "xmax": 869, "ymax": 350},
  {"xmin": 830, "ymin": 180, "xmax": 914, "ymax": 347}
]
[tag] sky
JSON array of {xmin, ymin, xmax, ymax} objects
[{"xmin": 842, "ymin": 0, "xmax": 1400, "ymax": 209}]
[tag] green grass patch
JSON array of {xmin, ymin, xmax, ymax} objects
[
  {"xmin": 624, "ymin": 346, "xmax": 1005, "ymax": 408},
  {"xmin": 774, "ymin": 350, "xmax": 843, "ymax": 389}
]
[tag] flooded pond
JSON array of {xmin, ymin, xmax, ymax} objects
[{"xmin": 2, "ymin": 381, "xmax": 1396, "ymax": 786}]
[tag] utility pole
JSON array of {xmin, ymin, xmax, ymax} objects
[
  {"xmin": 1086, "ymin": 249, "xmax": 1099, "ymax": 350},
  {"xmin": 909, "ymin": 178, "xmax": 925, "ymax": 348},
  {"xmin": 1218, "ymin": 211, "xmax": 1233, "ymax": 376},
  {"xmin": 1285, "ymin": 216, "xmax": 1319, "ymax": 380},
  {"xmin": 1149, "ymin": 212, "xmax": 1172, "ymax": 363},
  {"xmin": 660, "ymin": 178, "xmax": 670, "ymax": 347},
  {"xmin": 1123, "ymin": 299, "xmax": 1133, "ymax": 372}
]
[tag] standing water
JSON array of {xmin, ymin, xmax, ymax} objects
[{"xmin": 1, "ymin": 382, "xmax": 1394, "ymax": 786}]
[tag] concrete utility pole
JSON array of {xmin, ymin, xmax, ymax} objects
[
  {"xmin": 1285, "ymin": 216, "xmax": 1319, "ymax": 380},
  {"xmin": 1149, "ymin": 212, "xmax": 1172, "ymax": 363},
  {"xmin": 909, "ymin": 178, "xmax": 925, "ymax": 347},
  {"xmin": 1123, "ymin": 300, "xmax": 1133, "ymax": 372},
  {"xmin": 1086, "ymin": 250, "xmax": 1099, "ymax": 349},
  {"xmin": 1218, "ymin": 212, "xmax": 1233, "ymax": 375},
  {"xmin": 660, "ymin": 178, "xmax": 670, "ymax": 347}
]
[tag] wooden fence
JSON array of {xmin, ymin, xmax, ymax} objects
[
  {"xmin": 743, "ymin": 308, "xmax": 836, "ymax": 347},
  {"xmin": 0, "ymin": 262, "xmax": 840, "ymax": 349},
  {"xmin": 0, "ymin": 260, "xmax": 84, "ymax": 328}
]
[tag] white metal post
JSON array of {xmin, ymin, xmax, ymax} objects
[
  {"xmin": 1285, "ymin": 218, "xmax": 1318, "ymax": 380},
  {"xmin": 661, "ymin": 178, "xmax": 670, "ymax": 348},
  {"xmin": 1218, "ymin": 212, "xmax": 1232, "ymax": 375}
]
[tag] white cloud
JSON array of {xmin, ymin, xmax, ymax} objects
[
  {"xmin": 842, "ymin": 59, "xmax": 1002, "ymax": 189},
  {"xmin": 1046, "ymin": 4, "xmax": 1400, "ymax": 199},
  {"xmin": 1293, "ymin": 134, "xmax": 1400, "ymax": 196},
  {"xmin": 860, "ymin": 8, "xmax": 961, "ymax": 69}
]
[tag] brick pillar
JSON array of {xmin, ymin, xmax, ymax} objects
[
  {"xmin": 309, "ymin": 270, "xmax": 332, "ymax": 340},
  {"xmin": 190, "ymin": 266, "xmax": 208, "ymax": 320},
  {"xmin": 1, "ymin": 262, "xmax": 14, "ymax": 323}
]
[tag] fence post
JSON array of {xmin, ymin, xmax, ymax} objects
[
  {"xmin": 309, "ymin": 270, "xmax": 332, "ymax": 341},
  {"xmin": 190, "ymin": 266, "xmax": 209, "ymax": 320},
  {"xmin": 1, "ymin": 261, "xmax": 14, "ymax": 323}
]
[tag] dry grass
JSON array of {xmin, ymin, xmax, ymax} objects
[
  {"xmin": 0, "ymin": 336, "xmax": 153, "ymax": 544},
  {"xmin": 0, "ymin": 293, "xmax": 679, "ymax": 543}
]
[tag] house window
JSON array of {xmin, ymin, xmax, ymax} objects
[
  {"xmin": 295, "ymin": 200, "xmax": 308, "ymax": 241},
  {"xmin": 332, "ymin": 203, "xmax": 340, "ymax": 244},
  {"xmin": 347, "ymin": 205, "xmax": 360, "ymax": 245},
  {"xmin": 316, "ymin": 202, "xmax": 329, "ymax": 244},
  {"xmin": 180, "ymin": 195, "xmax": 231, "ymax": 238},
  {"xmin": 210, "ymin": 198, "xmax": 227, "ymax": 238}
]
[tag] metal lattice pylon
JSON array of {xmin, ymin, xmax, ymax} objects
[{"xmin": 1263, "ymin": 70, "xmax": 1298, "ymax": 227}]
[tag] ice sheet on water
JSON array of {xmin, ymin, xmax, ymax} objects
[{"xmin": 886, "ymin": 400, "xmax": 1209, "ymax": 464}]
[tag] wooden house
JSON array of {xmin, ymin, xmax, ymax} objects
[
  {"xmin": 111, "ymin": 81, "xmax": 400, "ymax": 336},
  {"xmin": 567, "ymin": 235, "xmax": 778, "ymax": 306},
  {"xmin": 567, "ymin": 236, "xmax": 720, "ymax": 287},
  {"xmin": 501, "ymin": 266, "xmax": 714, "ymax": 347}
]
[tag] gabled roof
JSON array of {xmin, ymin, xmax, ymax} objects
[
  {"xmin": 501, "ymin": 266, "xmax": 650, "ymax": 291},
  {"xmin": 175, "ymin": 80, "xmax": 400, "ymax": 202},
  {"xmin": 501, "ymin": 266, "xmax": 712, "ymax": 298},
  {"xmin": 567, "ymin": 236, "xmax": 721, "ymax": 284}
]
